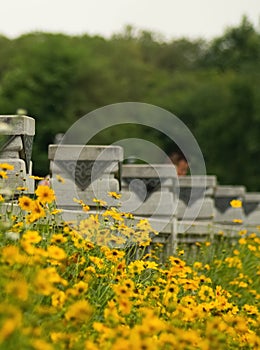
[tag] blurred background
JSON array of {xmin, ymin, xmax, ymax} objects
[{"xmin": 0, "ymin": 0, "xmax": 259, "ymax": 189}]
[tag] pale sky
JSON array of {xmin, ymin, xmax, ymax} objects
[{"xmin": 0, "ymin": 0, "xmax": 259, "ymax": 41}]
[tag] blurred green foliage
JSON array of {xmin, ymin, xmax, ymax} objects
[{"xmin": 0, "ymin": 17, "xmax": 259, "ymax": 189}]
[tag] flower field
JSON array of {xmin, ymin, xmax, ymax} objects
[{"xmin": 0, "ymin": 175, "xmax": 259, "ymax": 349}]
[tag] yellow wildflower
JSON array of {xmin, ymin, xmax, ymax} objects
[
  {"xmin": 27, "ymin": 200, "xmax": 45, "ymax": 222},
  {"xmin": 18, "ymin": 196, "xmax": 33, "ymax": 211},
  {"xmin": 5, "ymin": 280, "xmax": 28, "ymax": 301},
  {"xmin": 22, "ymin": 230, "xmax": 42, "ymax": 244},
  {"xmin": 105, "ymin": 249, "xmax": 125, "ymax": 262},
  {"xmin": 93, "ymin": 198, "xmax": 107, "ymax": 206},
  {"xmin": 16, "ymin": 186, "xmax": 28, "ymax": 191},
  {"xmin": 0, "ymin": 304, "xmax": 22, "ymax": 343},
  {"xmin": 230, "ymin": 199, "xmax": 242, "ymax": 208},
  {"xmin": 108, "ymin": 191, "xmax": 121, "ymax": 199},
  {"xmin": 51, "ymin": 290, "xmax": 66, "ymax": 308},
  {"xmin": 65, "ymin": 300, "xmax": 93, "ymax": 324},
  {"xmin": 51, "ymin": 233, "xmax": 67, "ymax": 244},
  {"xmin": 73, "ymin": 281, "xmax": 89, "ymax": 295},
  {"xmin": 0, "ymin": 163, "xmax": 14, "ymax": 171},
  {"xmin": 0, "ymin": 171, "xmax": 8, "ymax": 179},
  {"xmin": 233, "ymin": 219, "xmax": 243, "ymax": 223},
  {"xmin": 47, "ymin": 245, "xmax": 67, "ymax": 260},
  {"xmin": 35, "ymin": 185, "xmax": 55, "ymax": 204}
]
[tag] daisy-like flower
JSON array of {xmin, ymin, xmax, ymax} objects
[
  {"xmin": 65, "ymin": 300, "xmax": 93, "ymax": 324},
  {"xmin": 82, "ymin": 204, "xmax": 90, "ymax": 212},
  {"xmin": 73, "ymin": 281, "xmax": 89, "ymax": 295},
  {"xmin": 93, "ymin": 198, "xmax": 107, "ymax": 207},
  {"xmin": 22, "ymin": 230, "xmax": 42, "ymax": 244},
  {"xmin": 73, "ymin": 197, "xmax": 90, "ymax": 211},
  {"xmin": 51, "ymin": 209, "xmax": 63, "ymax": 215},
  {"xmin": 0, "ymin": 163, "xmax": 14, "ymax": 171},
  {"xmin": 51, "ymin": 233, "xmax": 67, "ymax": 244},
  {"xmin": 0, "ymin": 170, "xmax": 8, "ymax": 179},
  {"xmin": 105, "ymin": 249, "xmax": 125, "ymax": 262},
  {"xmin": 18, "ymin": 196, "xmax": 33, "ymax": 211},
  {"xmin": 230, "ymin": 199, "xmax": 242, "ymax": 208},
  {"xmin": 5, "ymin": 279, "xmax": 28, "ymax": 301},
  {"xmin": 26, "ymin": 200, "xmax": 46, "ymax": 222},
  {"xmin": 47, "ymin": 245, "xmax": 67, "ymax": 260},
  {"xmin": 51, "ymin": 290, "xmax": 66, "ymax": 308},
  {"xmin": 108, "ymin": 191, "xmax": 121, "ymax": 199},
  {"xmin": 35, "ymin": 185, "xmax": 56, "ymax": 204}
]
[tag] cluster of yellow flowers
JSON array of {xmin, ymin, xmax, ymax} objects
[{"xmin": 0, "ymin": 179, "xmax": 259, "ymax": 349}]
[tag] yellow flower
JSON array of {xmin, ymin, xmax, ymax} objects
[
  {"xmin": 230, "ymin": 199, "xmax": 242, "ymax": 208},
  {"xmin": 113, "ymin": 284, "xmax": 131, "ymax": 298},
  {"xmin": 31, "ymin": 339, "xmax": 54, "ymax": 350},
  {"xmin": 73, "ymin": 281, "xmax": 89, "ymax": 295},
  {"xmin": 233, "ymin": 219, "xmax": 243, "ymax": 224},
  {"xmin": 198, "ymin": 285, "xmax": 215, "ymax": 301},
  {"xmin": 108, "ymin": 191, "xmax": 121, "ymax": 199},
  {"xmin": 105, "ymin": 249, "xmax": 125, "ymax": 262},
  {"xmin": 118, "ymin": 298, "xmax": 132, "ymax": 315},
  {"xmin": 65, "ymin": 300, "xmax": 93, "ymax": 324},
  {"xmin": 0, "ymin": 194, "xmax": 4, "ymax": 202},
  {"xmin": 34, "ymin": 267, "xmax": 67, "ymax": 296},
  {"xmin": 1, "ymin": 245, "xmax": 27, "ymax": 265},
  {"xmin": 73, "ymin": 197, "xmax": 82, "ymax": 204},
  {"xmin": 243, "ymin": 304, "xmax": 259, "ymax": 316},
  {"xmin": 248, "ymin": 244, "xmax": 257, "ymax": 251},
  {"xmin": 16, "ymin": 186, "xmax": 28, "ymax": 192},
  {"xmin": 22, "ymin": 230, "xmax": 42, "ymax": 244},
  {"xmin": 51, "ymin": 290, "xmax": 66, "ymax": 308},
  {"xmin": 193, "ymin": 261, "xmax": 203, "ymax": 269},
  {"xmin": 27, "ymin": 200, "xmax": 46, "ymax": 222},
  {"xmin": 0, "ymin": 304, "xmax": 22, "ymax": 343},
  {"xmin": 122, "ymin": 212, "xmax": 134, "ymax": 219},
  {"xmin": 0, "ymin": 163, "xmax": 14, "ymax": 171},
  {"xmin": 73, "ymin": 198, "xmax": 90, "ymax": 211},
  {"xmin": 93, "ymin": 198, "xmax": 107, "ymax": 206},
  {"xmin": 239, "ymin": 238, "xmax": 247, "ymax": 245},
  {"xmin": 89, "ymin": 256, "xmax": 104, "ymax": 269},
  {"xmin": 18, "ymin": 196, "xmax": 33, "ymax": 211},
  {"xmin": 51, "ymin": 209, "xmax": 63, "ymax": 215},
  {"xmin": 128, "ymin": 260, "xmax": 145, "ymax": 274},
  {"xmin": 103, "ymin": 207, "xmax": 124, "ymax": 221},
  {"xmin": 144, "ymin": 261, "xmax": 158, "ymax": 269},
  {"xmin": 79, "ymin": 215, "xmax": 100, "ymax": 234},
  {"xmin": 35, "ymin": 185, "xmax": 55, "ymax": 204},
  {"xmin": 145, "ymin": 285, "xmax": 160, "ymax": 298},
  {"xmin": 0, "ymin": 170, "xmax": 8, "ymax": 179},
  {"xmin": 47, "ymin": 245, "xmax": 67, "ymax": 260},
  {"xmin": 5, "ymin": 280, "xmax": 28, "ymax": 301},
  {"xmin": 51, "ymin": 233, "xmax": 67, "ymax": 244},
  {"xmin": 29, "ymin": 175, "xmax": 44, "ymax": 180}
]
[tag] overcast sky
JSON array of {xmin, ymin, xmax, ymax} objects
[{"xmin": 0, "ymin": 0, "xmax": 259, "ymax": 41}]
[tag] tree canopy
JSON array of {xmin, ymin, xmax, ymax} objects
[{"xmin": 0, "ymin": 17, "xmax": 259, "ymax": 190}]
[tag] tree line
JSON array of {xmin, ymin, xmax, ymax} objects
[{"xmin": 0, "ymin": 17, "xmax": 259, "ymax": 190}]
